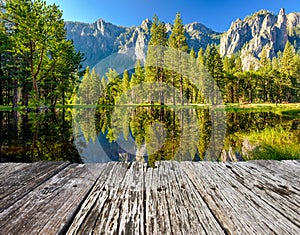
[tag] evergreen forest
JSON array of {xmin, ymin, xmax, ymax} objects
[
  {"xmin": 0, "ymin": 0, "xmax": 84, "ymax": 108},
  {"xmin": 79, "ymin": 14, "xmax": 300, "ymax": 107},
  {"xmin": 1, "ymin": 1, "xmax": 300, "ymax": 108}
]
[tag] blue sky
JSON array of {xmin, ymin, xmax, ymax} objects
[{"xmin": 46, "ymin": 0, "xmax": 300, "ymax": 32}]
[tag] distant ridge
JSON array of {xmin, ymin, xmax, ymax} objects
[
  {"xmin": 65, "ymin": 8, "xmax": 300, "ymax": 70},
  {"xmin": 220, "ymin": 8, "xmax": 300, "ymax": 70},
  {"xmin": 65, "ymin": 18, "xmax": 221, "ymax": 69}
]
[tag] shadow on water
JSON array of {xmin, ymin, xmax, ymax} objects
[{"xmin": 0, "ymin": 106, "xmax": 299, "ymax": 166}]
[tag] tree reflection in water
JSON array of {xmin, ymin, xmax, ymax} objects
[{"xmin": 0, "ymin": 107, "xmax": 299, "ymax": 165}]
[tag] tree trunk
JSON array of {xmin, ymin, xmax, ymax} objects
[
  {"xmin": 0, "ymin": 82, "xmax": 3, "ymax": 106},
  {"xmin": 62, "ymin": 89, "xmax": 65, "ymax": 106},
  {"xmin": 0, "ymin": 111, "xmax": 3, "ymax": 141},
  {"xmin": 13, "ymin": 78, "xmax": 18, "ymax": 108},
  {"xmin": 33, "ymin": 76, "xmax": 39, "ymax": 102},
  {"xmin": 231, "ymin": 86, "xmax": 234, "ymax": 103},
  {"xmin": 159, "ymin": 69, "xmax": 165, "ymax": 106},
  {"xmin": 172, "ymin": 76, "xmax": 175, "ymax": 105},
  {"xmin": 211, "ymin": 80, "xmax": 215, "ymax": 105},
  {"xmin": 249, "ymin": 85, "xmax": 253, "ymax": 103},
  {"xmin": 263, "ymin": 81, "xmax": 267, "ymax": 102},
  {"xmin": 0, "ymin": 53, "xmax": 3, "ymax": 105},
  {"xmin": 180, "ymin": 75, "xmax": 184, "ymax": 105},
  {"xmin": 12, "ymin": 110, "xmax": 19, "ymax": 140},
  {"xmin": 159, "ymin": 107, "xmax": 164, "ymax": 121},
  {"xmin": 21, "ymin": 80, "xmax": 29, "ymax": 106}
]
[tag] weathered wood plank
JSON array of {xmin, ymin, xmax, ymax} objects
[
  {"xmin": 111, "ymin": 162, "xmax": 146, "ymax": 234},
  {"xmin": 62, "ymin": 167, "xmax": 112, "ymax": 234},
  {"xmin": 182, "ymin": 161, "xmax": 300, "ymax": 234},
  {"xmin": 0, "ymin": 163, "xmax": 103, "ymax": 235},
  {"xmin": 66, "ymin": 162, "xmax": 130, "ymax": 234},
  {"xmin": 0, "ymin": 163, "xmax": 30, "ymax": 177},
  {"xmin": 86, "ymin": 162, "xmax": 144, "ymax": 234},
  {"xmin": 247, "ymin": 160, "xmax": 300, "ymax": 188},
  {"xmin": 144, "ymin": 161, "xmax": 173, "ymax": 234},
  {"xmin": 153, "ymin": 161, "xmax": 225, "ymax": 234},
  {"xmin": 0, "ymin": 160, "xmax": 299, "ymax": 234},
  {"xmin": 223, "ymin": 161, "xmax": 300, "ymax": 227},
  {"xmin": 0, "ymin": 161, "xmax": 70, "ymax": 212},
  {"xmin": 68, "ymin": 161, "xmax": 225, "ymax": 235}
]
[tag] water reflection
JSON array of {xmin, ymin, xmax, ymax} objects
[
  {"xmin": 0, "ymin": 107, "xmax": 299, "ymax": 165},
  {"xmin": 0, "ymin": 110, "xmax": 82, "ymax": 163},
  {"xmin": 72, "ymin": 106, "xmax": 227, "ymax": 166}
]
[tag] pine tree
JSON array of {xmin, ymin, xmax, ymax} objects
[
  {"xmin": 259, "ymin": 48, "xmax": 271, "ymax": 68},
  {"xmin": 131, "ymin": 60, "xmax": 145, "ymax": 86},
  {"xmin": 1, "ymin": 0, "xmax": 83, "ymax": 106},
  {"xmin": 280, "ymin": 41, "xmax": 297, "ymax": 101},
  {"xmin": 196, "ymin": 47, "xmax": 207, "ymax": 103},
  {"xmin": 130, "ymin": 60, "xmax": 145, "ymax": 103},
  {"xmin": 145, "ymin": 15, "xmax": 167, "ymax": 104},
  {"xmin": 272, "ymin": 57, "xmax": 280, "ymax": 71},
  {"xmin": 120, "ymin": 70, "xmax": 130, "ymax": 104},
  {"xmin": 281, "ymin": 41, "xmax": 297, "ymax": 78},
  {"xmin": 190, "ymin": 48, "xmax": 196, "ymax": 59},
  {"xmin": 223, "ymin": 55, "xmax": 238, "ymax": 103},
  {"xmin": 122, "ymin": 70, "xmax": 130, "ymax": 91},
  {"xmin": 204, "ymin": 44, "xmax": 211, "ymax": 64},
  {"xmin": 188, "ymin": 48, "xmax": 197, "ymax": 103},
  {"xmin": 0, "ymin": 15, "xmax": 10, "ymax": 105},
  {"xmin": 168, "ymin": 12, "xmax": 188, "ymax": 105},
  {"xmin": 101, "ymin": 76, "xmax": 107, "ymax": 90},
  {"xmin": 205, "ymin": 44, "xmax": 225, "ymax": 104},
  {"xmin": 76, "ymin": 68, "xmax": 101, "ymax": 105},
  {"xmin": 271, "ymin": 56, "xmax": 282, "ymax": 102},
  {"xmin": 197, "ymin": 48, "xmax": 205, "ymax": 66},
  {"xmin": 48, "ymin": 41, "xmax": 83, "ymax": 106},
  {"xmin": 169, "ymin": 13, "xmax": 188, "ymax": 51},
  {"xmin": 98, "ymin": 76, "xmax": 107, "ymax": 104},
  {"xmin": 223, "ymin": 56, "xmax": 230, "ymax": 73},
  {"xmin": 105, "ymin": 68, "xmax": 122, "ymax": 104},
  {"xmin": 234, "ymin": 53, "xmax": 243, "ymax": 73},
  {"xmin": 257, "ymin": 48, "xmax": 272, "ymax": 102},
  {"xmin": 106, "ymin": 68, "xmax": 119, "ymax": 83},
  {"xmin": 294, "ymin": 54, "xmax": 300, "ymax": 100}
]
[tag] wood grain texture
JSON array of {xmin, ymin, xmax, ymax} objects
[
  {"xmin": 225, "ymin": 161, "xmax": 300, "ymax": 227},
  {"xmin": 0, "ymin": 163, "xmax": 103, "ymax": 235},
  {"xmin": 0, "ymin": 160, "xmax": 299, "ymax": 234},
  {"xmin": 144, "ymin": 161, "xmax": 225, "ymax": 235},
  {"xmin": 0, "ymin": 161, "xmax": 70, "ymax": 213},
  {"xmin": 181, "ymin": 161, "xmax": 300, "ymax": 234}
]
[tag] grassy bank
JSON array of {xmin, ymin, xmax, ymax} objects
[
  {"xmin": 243, "ymin": 126, "xmax": 300, "ymax": 160},
  {"xmin": 1, "ymin": 103, "xmax": 299, "ymax": 112}
]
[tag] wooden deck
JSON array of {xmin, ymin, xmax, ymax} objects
[{"xmin": 0, "ymin": 160, "xmax": 299, "ymax": 234}]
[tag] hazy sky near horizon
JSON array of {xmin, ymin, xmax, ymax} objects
[{"xmin": 46, "ymin": 0, "xmax": 300, "ymax": 32}]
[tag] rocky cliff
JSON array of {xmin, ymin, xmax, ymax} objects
[
  {"xmin": 65, "ymin": 19, "xmax": 127, "ymax": 69},
  {"xmin": 65, "ymin": 19, "xmax": 221, "ymax": 69},
  {"xmin": 65, "ymin": 9, "xmax": 300, "ymax": 71},
  {"xmin": 220, "ymin": 8, "xmax": 300, "ymax": 70}
]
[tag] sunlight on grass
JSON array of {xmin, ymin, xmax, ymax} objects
[
  {"xmin": 244, "ymin": 126, "xmax": 300, "ymax": 160},
  {"xmin": 250, "ymin": 144, "xmax": 300, "ymax": 160},
  {"xmin": 247, "ymin": 126, "xmax": 295, "ymax": 145}
]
